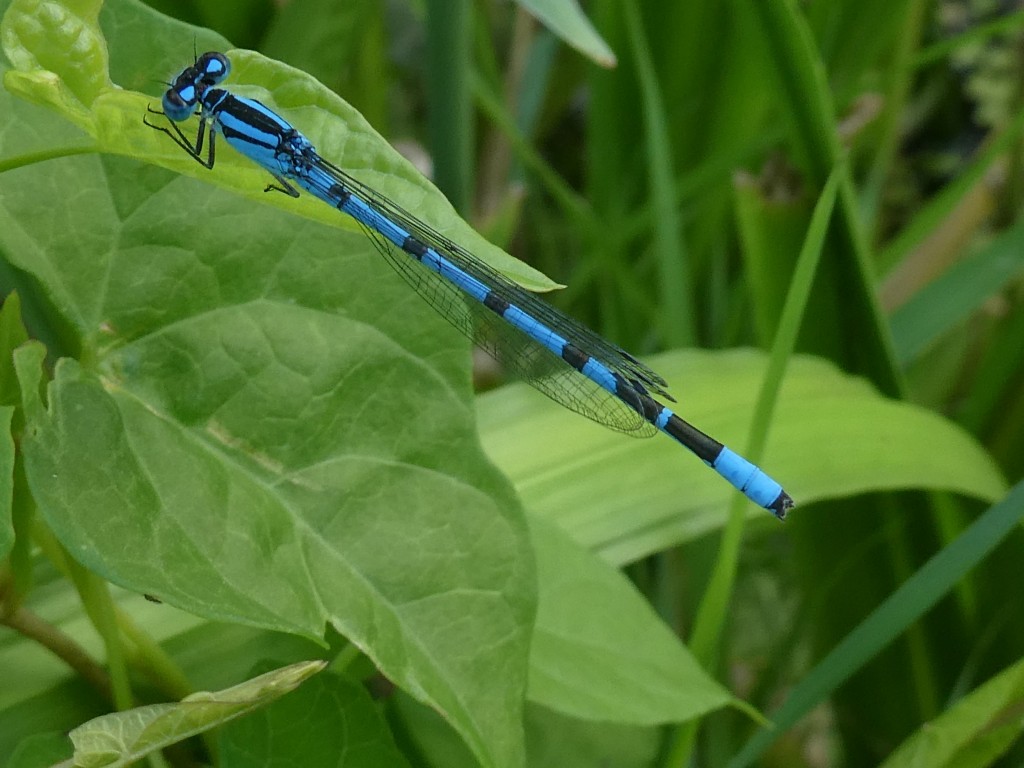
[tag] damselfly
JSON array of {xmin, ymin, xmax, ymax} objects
[{"xmin": 144, "ymin": 52, "xmax": 794, "ymax": 518}]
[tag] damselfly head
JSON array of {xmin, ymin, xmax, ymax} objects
[{"xmin": 162, "ymin": 86, "xmax": 198, "ymax": 122}]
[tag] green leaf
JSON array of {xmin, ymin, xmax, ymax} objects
[
  {"xmin": 221, "ymin": 667, "xmax": 410, "ymax": 768},
  {"xmin": 478, "ymin": 349, "xmax": 1007, "ymax": 564},
  {"xmin": 0, "ymin": 0, "xmax": 557, "ymax": 293},
  {"xmin": 879, "ymin": 656, "xmax": 1024, "ymax": 768},
  {"xmin": 528, "ymin": 515, "xmax": 733, "ymax": 722},
  {"xmin": 0, "ymin": 0, "xmax": 111, "ymax": 132},
  {"xmin": 7, "ymin": 171, "xmax": 534, "ymax": 768},
  {"xmin": 514, "ymin": 0, "xmax": 616, "ymax": 67},
  {"xmin": 69, "ymin": 661, "xmax": 325, "ymax": 768},
  {"xmin": 0, "ymin": 4, "xmax": 538, "ymax": 764}
]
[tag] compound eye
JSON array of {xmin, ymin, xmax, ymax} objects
[
  {"xmin": 162, "ymin": 89, "xmax": 196, "ymax": 122},
  {"xmin": 197, "ymin": 52, "xmax": 230, "ymax": 84}
]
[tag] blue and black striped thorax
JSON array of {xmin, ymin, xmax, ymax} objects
[{"xmin": 201, "ymin": 87, "xmax": 319, "ymax": 179}]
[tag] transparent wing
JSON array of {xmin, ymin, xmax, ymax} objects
[{"xmin": 308, "ymin": 155, "xmax": 671, "ymax": 437}]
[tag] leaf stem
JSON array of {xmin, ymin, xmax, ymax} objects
[{"xmin": 0, "ymin": 604, "xmax": 112, "ymax": 699}]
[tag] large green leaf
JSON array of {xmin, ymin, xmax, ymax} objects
[
  {"xmin": 478, "ymin": 349, "xmax": 1007, "ymax": 564},
  {"xmin": 0, "ymin": 2, "xmax": 539, "ymax": 766},
  {"xmin": 0, "ymin": 0, "xmax": 556, "ymax": 292},
  {"xmin": 528, "ymin": 515, "xmax": 732, "ymax": 722},
  {"xmin": 5, "ymin": 169, "xmax": 533, "ymax": 767}
]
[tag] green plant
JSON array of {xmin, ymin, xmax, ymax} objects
[{"xmin": 0, "ymin": 0, "xmax": 1021, "ymax": 766}]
